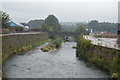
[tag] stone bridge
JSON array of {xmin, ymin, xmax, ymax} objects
[{"xmin": 48, "ymin": 32, "xmax": 80, "ymax": 38}]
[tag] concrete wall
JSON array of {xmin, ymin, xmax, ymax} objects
[{"xmin": 2, "ymin": 33, "xmax": 48, "ymax": 61}]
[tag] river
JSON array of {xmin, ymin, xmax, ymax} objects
[{"xmin": 3, "ymin": 42, "xmax": 108, "ymax": 78}]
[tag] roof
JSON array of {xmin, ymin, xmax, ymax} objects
[{"xmin": 9, "ymin": 21, "xmax": 19, "ymax": 27}]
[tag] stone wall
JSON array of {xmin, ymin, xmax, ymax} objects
[
  {"xmin": 2, "ymin": 33, "xmax": 48, "ymax": 61},
  {"xmin": 76, "ymin": 36, "xmax": 120, "ymax": 78}
]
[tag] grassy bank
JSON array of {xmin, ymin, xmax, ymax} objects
[
  {"xmin": 76, "ymin": 35, "xmax": 120, "ymax": 79},
  {"xmin": 41, "ymin": 36, "xmax": 63, "ymax": 52}
]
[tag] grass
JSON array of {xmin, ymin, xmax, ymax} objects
[{"xmin": 41, "ymin": 36, "xmax": 63, "ymax": 52}]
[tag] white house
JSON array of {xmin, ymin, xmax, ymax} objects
[{"xmin": 20, "ymin": 23, "xmax": 29, "ymax": 31}]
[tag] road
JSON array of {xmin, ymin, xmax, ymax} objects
[{"xmin": 3, "ymin": 42, "xmax": 108, "ymax": 78}]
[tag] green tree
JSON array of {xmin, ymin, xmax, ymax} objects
[
  {"xmin": 88, "ymin": 20, "xmax": 98, "ymax": 31},
  {"xmin": 76, "ymin": 26, "xmax": 85, "ymax": 34},
  {"xmin": 88, "ymin": 20, "xmax": 117, "ymax": 33},
  {"xmin": 16, "ymin": 26, "xmax": 24, "ymax": 32},
  {"xmin": 30, "ymin": 28, "xmax": 42, "ymax": 31},
  {"xmin": 44, "ymin": 15, "xmax": 61, "ymax": 32},
  {"xmin": 28, "ymin": 19, "xmax": 44, "ymax": 28},
  {"xmin": 0, "ymin": 11, "xmax": 10, "ymax": 28},
  {"xmin": 41, "ymin": 23, "xmax": 49, "ymax": 32}
]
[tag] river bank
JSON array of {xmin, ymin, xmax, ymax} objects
[{"xmin": 76, "ymin": 36, "xmax": 120, "ymax": 79}]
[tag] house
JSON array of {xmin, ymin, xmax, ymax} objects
[
  {"xmin": 20, "ymin": 23, "xmax": 29, "ymax": 31},
  {"xmin": 8, "ymin": 21, "xmax": 19, "ymax": 33}
]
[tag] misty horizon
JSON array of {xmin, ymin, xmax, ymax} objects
[{"xmin": 2, "ymin": 0, "xmax": 120, "ymax": 24}]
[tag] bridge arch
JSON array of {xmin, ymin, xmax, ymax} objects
[{"xmin": 48, "ymin": 32, "xmax": 80, "ymax": 38}]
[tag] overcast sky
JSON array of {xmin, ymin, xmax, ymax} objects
[{"xmin": 1, "ymin": 0, "xmax": 120, "ymax": 24}]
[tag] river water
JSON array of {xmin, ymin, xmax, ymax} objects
[{"xmin": 3, "ymin": 42, "xmax": 108, "ymax": 78}]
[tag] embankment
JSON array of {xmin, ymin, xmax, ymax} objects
[
  {"xmin": 2, "ymin": 33, "xmax": 49, "ymax": 61},
  {"xmin": 76, "ymin": 36, "xmax": 120, "ymax": 79}
]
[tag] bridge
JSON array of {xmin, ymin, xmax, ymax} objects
[{"xmin": 48, "ymin": 32, "xmax": 80, "ymax": 38}]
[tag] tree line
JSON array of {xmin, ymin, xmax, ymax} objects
[
  {"xmin": 88, "ymin": 20, "xmax": 117, "ymax": 33},
  {"xmin": 76, "ymin": 20, "xmax": 117, "ymax": 34},
  {"xmin": 0, "ymin": 11, "xmax": 62, "ymax": 33},
  {"xmin": 1, "ymin": 11, "xmax": 117, "ymax": 34},
  {"xmin": 27, "ymin": 15, "xmax": 62, "ymax": 32}
]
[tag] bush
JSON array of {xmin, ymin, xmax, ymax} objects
[
  {"xmin": 41, "ymin": 43, "xmax": 56, "ymax": 52},
  {"xmin": 52, "ymin": 36, "xmax": 63, "ymax": 48},
  {"xmin": 40, "ymin": 37, "xmax": 62, "ymax": 52},
  {"xmin": 41, "ymin": 47, "xmax": 49, "ymax": 52},
  {"xmin": 76, "ymin": 35, "xmax": 91, "ymax": 58},
  {"xmin": 111, "ymin": 55, "xmax": 120, "ymax": 79}
]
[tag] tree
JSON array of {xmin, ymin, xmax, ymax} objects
[
  {"xmin": 88, "ymin": 20, "xmax": 117, "ymax": 33},
  {"xmin": 0, "ymin": 11, "xmax": 10, "ymax": 28},
  {"xmin": 16, "ymin": 26, "xmax": 23, "ymax": 32},
  {"xmin": 76, "ymin": 26, "xmax": 85, "ymax": 34},
  {"xmin": 88, "ymin": 20, "xmax": 98, "ymax": 31},
  {"xmin": 28, "ymin": 19, "xmax": 44, "ymax": 28},
  {"xmin": 41, "ymin": 23, "xmax": 49, "ymax": 32},
  {"xmin": 44, "ymin": 15, "xmax": 61, "ymax": 32}
]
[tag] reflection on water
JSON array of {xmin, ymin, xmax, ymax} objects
[{"xmin": 3, "ymin": 42, "xmax": 108, "ymax": 78}]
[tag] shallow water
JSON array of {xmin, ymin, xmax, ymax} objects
[{"xmin": 3, "ymin": 42, "xmax": 108, "ymax": 78}]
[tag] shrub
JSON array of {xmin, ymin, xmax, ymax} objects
[
  {"xmin": 13, "ymin": 50, "xmax": 17, "ymax": 54},
  {"xmin": 22, "ymin": 47, "xmax": 26, "ymax": 51},
  {"xmin": 40, "ymin": 43, "xmax": 56, "ymax": 52},
  {"xmin": 76, "ymin": 35, "xmax": 91, "ymax": 58},
  {"xmin": 41, "ymin": 47, "xmax": 49, "ymax": 52},
  {"xmin": 40, "ymin": 37, "xmax": 62, "ymax": 52},
  {"xmin": 111, "ymin": 55, "xmax": 120, "ymax": 79},
  {"xmin": 52, "ymin": 36, "xmax": 63, "ymax": 48}
]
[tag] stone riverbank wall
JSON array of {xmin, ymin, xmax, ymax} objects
[
  {"xmin": 76, "ymin": 36, "xmax": 120, "ymax": 78},
  {"xmin": 2, "ymin": 33, "xmax": 49, "ymax": 61}
]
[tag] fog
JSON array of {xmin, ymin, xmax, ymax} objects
[{"xmin": 2, "ymin": 0, "xmax": 120, "ymax": 23}]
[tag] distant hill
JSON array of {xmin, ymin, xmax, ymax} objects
[
  {"xmin": 60, "ymin": 21, "xmax": 117, "ymax": 33},
  {"xmin": 60, "ymin": 22, "xmax": 87, "ymax": 32},
  {"xmin": 60, "ymin": 22, "xmax": 87, "ymax": 26}
]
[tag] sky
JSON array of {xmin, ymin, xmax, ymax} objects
[{"xmin": 1, "ymin": 0, "xmax": 120, "ymax": 24}]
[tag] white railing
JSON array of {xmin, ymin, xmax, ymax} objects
[{"xmin": 83, "ymin": 35, "xmax": 120, "ymax": 50}]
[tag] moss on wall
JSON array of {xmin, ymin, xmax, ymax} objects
[{"xmin": 76, "ymin": 35, "xmax": 120, "ymax": 79}]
